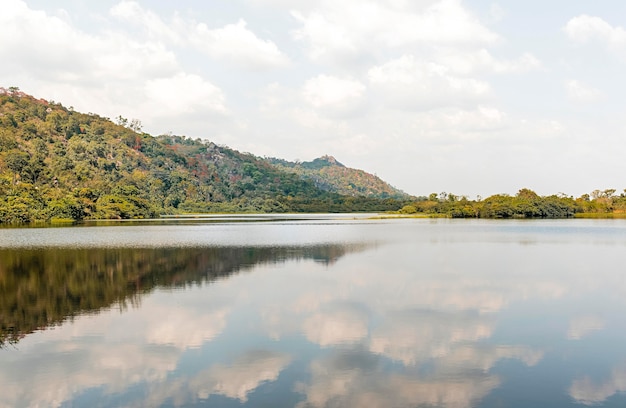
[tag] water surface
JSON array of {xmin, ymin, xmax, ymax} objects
[{"xmin": 1, "ymin": 218, "xmax": 626, "ymax": 407}]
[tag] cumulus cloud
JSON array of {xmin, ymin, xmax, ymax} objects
[
  {"xmin": 144, "ymin": 73, "xmax": 228, "ymax": 117},
  {"xmin": 565, "ymin": 80, "xmax": 603, "ymax": 103},
  {"xmin": 0, "ymin": 0, "xmax": 179, "ymax": 82},
  {"xmin": 302, "ymin": 74, "xmax": 367, "ymax": 117},
  {"xmin": 437, "ymin": 49, "xmax": 542, "ymax": 75},
  {"xmin": 564, "ymin": 15, "xmax": 626, "ymax": 56},
  {"xmin": 564, "ymin": 15, "xmax": 626, "ymax": 45},
  {"xmin": 110, "ymin": 0, "xmax": 183, "ymax": 43},
  {"xmin": 111, "ymin": 1, "xmax": 290, "ymax": 70},
  {"xmin": 368, "ymin": 55, "xmax": 491, "ymax": 110},
  {"xmin": 292, "ymin": 0, "xmax": 499, "ymax": 65},
  {"xmin": 191, "ymin": 19, "xmax": 290, "ymax": 69}
]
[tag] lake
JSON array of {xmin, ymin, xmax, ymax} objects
[{"xmin": 1, "ymin": 217, "xmax": 626, "ymax": 407}]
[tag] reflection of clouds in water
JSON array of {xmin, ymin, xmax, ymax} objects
[
  {"xmin": 567, "ymin": 314, "xmax": 605, "ymax": 340},
  {"xmin": 199, "ymin": 350, "xmax": 292, "ymax": 402},
  {"xmin": 259, "ymin": 255, "xmax": 548, "ymax": 371},
  {"xmin": 121, "ymin": 350, "xmax": 292, "ymax": 407},
  {"xmin": 569, "ymin": 362, "xmax": 626, "ymax": 405},
  {"xmin": 369, "ymin": 310, "xmax": 493, "ymax": 364},
  {"xmin": 295, "ymin": 350, "xmax": 500, "ymax": 408},
  {"xmin": 303, "ymin": 303, "xmax": 370, "ymax": 346},
  {"xmin": 0, "ymin": 286, "xmax": 232, "ymax": 408},
  {"xmin": 0, "ymin": 342, "xmax": 179, "ymax": 408},
  {"xmin": 144, "ymin": 306, "xmax": 229, "ymax": 349},
  {"xmin": 436, "ymin": 344, "xmax": 543, "ymax": 374}
]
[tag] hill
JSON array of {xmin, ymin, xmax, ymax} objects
[
  {"xmin": 0, "ymin": 88, "xmax": 406, "ymax": 223},
  {"xmin": 265, "ymin": 155, "xmax": 409, "ymax": 199}
]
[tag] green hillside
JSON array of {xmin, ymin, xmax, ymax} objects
[
  {"xmin": 266, "ymin": 155, "xmax": 409, "ymax": 199},
  {"xmin": 0, "ymin": 88, "xmax": 406, "ymax": 224}
]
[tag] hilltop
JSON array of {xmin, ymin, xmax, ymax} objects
[
  {"xmin": 266, "ymin": 155, "xmax": 408, "ymax": 199},
  {"xmin": 0, "ymin": 88, "xmax": 407, "ymax": 223}
]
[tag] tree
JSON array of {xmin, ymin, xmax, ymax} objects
[
  {"xmin": 129, "ymin": 118, "xmax": 142, "ymax": 133},
  {"xmin": 116, "ymin": 115, "xmax": 128, "ymax": 127},
  {"xmin": 4, "ymin": 150, "xmax": 30, "ymax": 184}
]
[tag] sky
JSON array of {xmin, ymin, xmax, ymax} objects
[{"xmin": 2, "ymin": 0, "xmax": 626, "ymax": 197}]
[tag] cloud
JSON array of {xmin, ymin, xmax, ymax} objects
[
  {"xmin": 565, "ymin": 80, "xmax": 603, "ymax": 103},
  {"xmin": 564, "ymin": 15, "xmax": 626, "ymax": 56},
  {"xmin": 368, "ymin": 54, "xmax": 491, "ymax": 110},
  {"xmin": 0, "ymin": 0, "xmax": 179, "ymax": 83},
  {"xmin": 111, "ymin": 1, "xmax": 290, "ymax": 70},
  {"xmin": 302, "ymin": 74, "xmax": 367, "ymax": 117},
  {"xmin": 144, "ymin": 73, "xmax": 228, "ymax": 117},
  {"xmin": 110, "ymin": 0, "xmax": 183, "ymax": 44},
  {"xmin": 292, "ymin": 0, "xmax": 499, "ymax": 65},
  {"xmin": 437, "ymin": 50, "xmax": 542, "ymax": 75},
  {"xmin": 190, "ymin": 19, "xmax": 290, "ymax": 70}
]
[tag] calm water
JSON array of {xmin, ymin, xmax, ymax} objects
[{"xmin": 1, "ymin": 217, "xmax": 626, "ymax": 408}]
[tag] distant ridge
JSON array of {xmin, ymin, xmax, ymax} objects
[{"xmin": 265, "ymin": 155, "xmax": 409, "ymax": 199}]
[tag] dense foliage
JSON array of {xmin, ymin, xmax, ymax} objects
[
  {"xmin": 398, "ymin": 188, "xmax": 626, "ymax": 218},
  {"xmin": 267, "ymin": 155, "xmax": 408, "ymax": 199},
  {"xmin": 0, "ymin": 88, "xmax": 406, "ymax": 224}
]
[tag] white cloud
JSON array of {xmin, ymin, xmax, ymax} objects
[
  {"xmin": 110, "ymin": 1, "xmax": 182, "ymax": 44},
  {"xmin": 564, "ymin": 15, "xmax": 626, "ymax": 44},
  {"xmin": 564, "ymin": 15, "xmax": 626, "ymax": 56},
  {"xmin": 488, "ymin": 3, "xmax": 505, "ymax": 23},
  {"xmin": 191, "ymin": 19, "xmax": 290, "ymax": 70},
  {"xmin": 302, "ymin": 75, "xmax": 367, "ymax": 117},
  {"xmin": 437, "ymin": 49, "xmax": 541, "ymax": 75},
  {"xmin": 368, "ymin": 55, "xmax": 491, "ymax": 110},
  {"xmin": 565, "ymin": 80, "xmax": 603, "ymax": 103},
  {"xmin": 0, "ymin": 0, "xmax": 179, "ymax": 82},
  {"xmin": 144, "ymin": 73, "xmax": 228, "ymax": 117},
  {"xmin": 292, "ymin": 0, "xmax": 499, "ymax": 65},
  {"xmin": 110, "ymin": 1, "xmax": 290, "ymax": 70}
]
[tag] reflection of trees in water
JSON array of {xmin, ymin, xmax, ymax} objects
[{"xmin": 0, "ymin": 243, "xmax": 370, "ymax": 347}]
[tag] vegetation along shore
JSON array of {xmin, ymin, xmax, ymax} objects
[{"xmin": 1, "ymin": 87, "xmax": 624, "ymax": 224}]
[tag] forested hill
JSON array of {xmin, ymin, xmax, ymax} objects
[
  {"xmin": 266, "ymin": 155, "xmax": 409, "ymax": 199},
  {"xmin": 0, "ymin": 88, "xmax": 406, "ymax": 223}
]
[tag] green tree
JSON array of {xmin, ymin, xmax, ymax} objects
[{"xmin": 4, "ymin": 149, "xmax": 30, "ymax": 184}]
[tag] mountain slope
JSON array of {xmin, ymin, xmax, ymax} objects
[
  {"xmin": 266, "ymin": 155, "xmax": 409, "ymax": 199},
  {"xmin": 0, "ymin": 88, "xmax": 406, "ymax": 223}
]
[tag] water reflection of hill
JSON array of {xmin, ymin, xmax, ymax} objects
[{"xmin": 0, "ymin": 244, "xmax": 369, "ymax": 347}]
